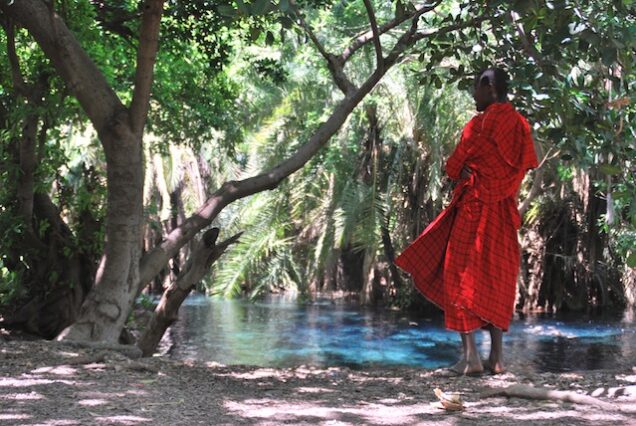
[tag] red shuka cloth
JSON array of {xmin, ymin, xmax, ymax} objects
[{"xmin": 395, "ymin": 102, "xmax": 538, "ymax": 332}]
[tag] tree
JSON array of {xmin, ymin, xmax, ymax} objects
[{"xmin": 0, "ymin": 0, "xmax": 490, "ymax": 349}]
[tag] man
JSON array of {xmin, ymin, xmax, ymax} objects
[{"xmin": 395, "ymin": 68, "xmax": 538, "ymax": 375}]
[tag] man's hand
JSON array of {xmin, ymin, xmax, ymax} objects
[{"xmin": 461, "ymin": 165, "xmax": 472, "ymax": 180}]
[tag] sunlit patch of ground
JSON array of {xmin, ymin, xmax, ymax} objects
[{"xmin": 1, "ymin": 340, "xmax": 635, "ymax": 425}]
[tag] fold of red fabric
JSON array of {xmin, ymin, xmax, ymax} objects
[{"xmin": 395, "ymin": 102, "xmax": 538, "ymax": 332}]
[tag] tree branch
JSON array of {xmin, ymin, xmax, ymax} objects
[
  {"xmin": 411, "ymin": 15, "xmax": 491, "ymax": 44},
  {"xmin": 291, "ymin": 4, "xmax": 356, "ymax": 95},
  {"xmin": 4, "ymin": 20, "xmax": 28, "ymax": 96},
  {"xmin": 518, "ymin": 146, "xmax": 556, "ymax": 217},
  {"xmin": 339, "ymin": 1, "xmax": 441, "ymax": 64},
  {"xmin": 138, "ymin": 4, "xmax": 433, "ymax": 287},
  {"xmin": 1, "ymin": 0, "xmax": 125, "ymax": 138},
  {"xmin": 137, "ymin": 228, "xmax": 242, "ymax": 356},
  {"xmin": 129, "ymin": 0, "xmax": 164, "ymax": 136},
  {"xmin": 481, "ymin": 384, "xmax": 618, "ymax": 410},
  {"xmin": 362, "ymin": 0, "xmax": 383, "ymax": 71}
]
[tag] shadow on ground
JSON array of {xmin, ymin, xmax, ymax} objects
[{"xmin": 1, "ymin": 340, "xmax": 635, "ymax": 425}]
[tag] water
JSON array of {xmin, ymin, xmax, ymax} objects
[{"xmin": 162, "ymin": 295, "xmax": 636, "ymax": 373}]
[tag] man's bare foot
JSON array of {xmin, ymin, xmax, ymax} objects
[
  {"xmin": 483, "ymin": 358, "xmax": 505, "ymax": 374},
  {"xmin": 450, "ymin": 358, "xmax": 484, "ymax": 376}
]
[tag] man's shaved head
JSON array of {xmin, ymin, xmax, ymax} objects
[{"xmin": 476, "ymin": 67, "xmax": 509, "ymax": 101}]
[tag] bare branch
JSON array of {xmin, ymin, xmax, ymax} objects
[
  {"xmin": 137, "ymin": 228, "xmax": 242, "ymax": 356},
  {"xmin": 411, "ymin": 15, "xmax": 491, "ymax": 44},
  {"xmin": 292, "ymin": 1, "xmax": 441, "ymax": 95},
  {"xmin": 362, "ymin": 0, "xmax": 383, "ymax": 71},
  {"xmin": 4, "ymin": 20, "xmax": 28, "ymax": 95},
  {"xmin": 340, "ymin": 1, "xmax": 441, "ymax": 64},
  {"xmin": 291, "ymin": 3, "xmax": 356, "ymax": 95},
  {"xmin": 481, "ymin": 384, "xmax": 618, "ymax": 410},
  {"xmin": 129, "ymin": 0, "xmax": 164, "ymax": 135}
]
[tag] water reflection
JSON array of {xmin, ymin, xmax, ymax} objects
[{"xmin": 162, "ymin": 295, "xmax": 636, "ymax": 373}]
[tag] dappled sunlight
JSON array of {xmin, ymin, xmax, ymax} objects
[
  {"xmin": 0, "ymin": 376, "xmax": 79, "ymax": 387},
  {"xmin": 0, "ymin": 343, "xmax": 158, "ymax": 425},
  {"xmin": 32, "ymin": 365, "xmax": 78, "ymax": 375},
  {"xmin": 93, "ymin": 415, "xmax": 152, "ymax": 424},
  {"xmin": 78, "ymin": 398, "xmax": 110, "ymax": 406},
  {"xmin": 462, "ymin": 399, "xmax": 626, "ymax": 423},
  {"xmin": 296, "ymin": 386, "xmax": 335, "ymax": 394},
  {"xmin": 0, "ymin": 413, "xmax": 32, "ymax": 421},
  {"xmin": 0, "ymin": 391, "xmax": 44, "ymax": 400},
  {"xmin": 223, "ymin": 398, "xmax": 434, "ymax": 425},
  {"xmin": 2, "ymin": 341, "xmax": 635, "ymax": 425}
]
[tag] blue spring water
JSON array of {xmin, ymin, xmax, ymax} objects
[{"xmin": 162, "ymin": 295, "xmax": 636, "ymax": 372}]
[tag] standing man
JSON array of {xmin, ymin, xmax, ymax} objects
[{"xmin": 395, "ymin": 68, "xmax": 538, "ymax": 375}]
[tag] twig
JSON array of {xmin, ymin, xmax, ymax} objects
[
  {"xmin": 482, "ymin": 384, "xmax": 617, "ymax": 410},
  {"xmin": 340, "ymin": 1, "xmax": 442, "ymax": 63},
  {"xmin": 411, "ymin": 15, "xmax": 491, "ymax": 44},
  {"xmin": 362, "ymin": 0, "xmax": 383, "ymax": 71},
  {"xmin": 290, "ymin": 2, "xmax": 356, "ymax": 95}
]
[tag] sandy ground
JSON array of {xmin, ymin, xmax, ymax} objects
[{"xmin": 0, "ymin": 339, "xmax": 635, "ymax": 425}]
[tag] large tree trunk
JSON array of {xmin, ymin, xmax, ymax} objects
[
  {"xmin": 0, "ymin": 0, "xmax": 166, "ymax": 343},
  {"xmin": 59, "ymin": 131, "xmax": 145, "ymax": 342}
]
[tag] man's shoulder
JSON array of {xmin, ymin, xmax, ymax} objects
[{"xmin": 512, "ymin": 109, "xmax": 531, "ymax": 131}]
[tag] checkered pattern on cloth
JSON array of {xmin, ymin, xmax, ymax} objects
[{"xmin": 395, "ymin": 102, "xmax": 538, "ymax": 332}]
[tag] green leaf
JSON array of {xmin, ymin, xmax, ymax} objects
[
  {"xmin": 217, "ymin": 5, "xmax": 236, "ymax": 17},
  {"xmin": 236, "ymin": 0, "xmax": 249, "ymax": 14},
  {"xmin": 513, "ymin": 0, "xmax": 536, "ymax": 14},
  {"xmin": 627, "ymin": 252, "xmax": 636, "ymax": 268},
  {"xmin": 579, "ymin": 29, "xmax": 601, "ymax": 46},
  {"xmin": 250, "ymin": 27, "xmax": 262, "ymax": 41},
  {"xmin": 252, "ymin": 0, "xmax": 272, "ymax": 15},
  {"xmin": 279, "ymin": 0, "xmax": 290, "ymax": 12},
  {"xmin": 611, "ymin": 190, "xmax": 631, "ymax": 201},
  {"xmin": 280, "ymin": 16, "xmax": 293, "ymax": 29},
  {"xmin": 601, "ymin": 48, "xmax": 618, "ymax": 66},
  {"xmin": 599, "ymin": 164, "xmax": 622, "ymax": 175},
  {"xmin": 265, "ymin": 31, "xmax": 275, "ymax": 46}
]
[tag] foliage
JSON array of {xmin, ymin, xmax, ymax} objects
[{"xmin": 1, "ymin": 0, "xmax": 634, "ymax": 320}]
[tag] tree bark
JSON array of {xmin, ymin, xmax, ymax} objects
[
  {"xmin": 137, "ymin": 229, "xmax": 241, "ymax": 356},
  {"xmin": 0, "ymin": 0, "xmax": 166, "ymax": 342},
  {"xmin": 58, "ymin": 129, "xmax": 145, "ymax": 342}
]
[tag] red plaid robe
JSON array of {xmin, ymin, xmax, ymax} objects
[{"xmin": 395, "ymin": 102, "xmax": 538, "ymax": 332}]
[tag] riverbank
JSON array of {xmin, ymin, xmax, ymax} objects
[{"xmin": 1, "ymin": 339, "xmax": 635, "ymax": 425}]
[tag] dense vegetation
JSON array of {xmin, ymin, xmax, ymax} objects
[{"xmin": 0, "ymin": 0, "xmax": 634, "ymax": 353}]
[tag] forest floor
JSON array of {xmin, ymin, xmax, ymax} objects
[{"xmin": 0, "ymin": 338, "xmax": 635, "ymax": 425}]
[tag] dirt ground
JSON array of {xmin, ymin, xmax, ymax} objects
[{"xmin": 0, "ymin": 339, "xmax": 635, "ymax": 426}]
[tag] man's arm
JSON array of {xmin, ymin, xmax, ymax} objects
[{"xmin": 446, "ymin": 135, "xmax": 471, "ymax": 180}]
